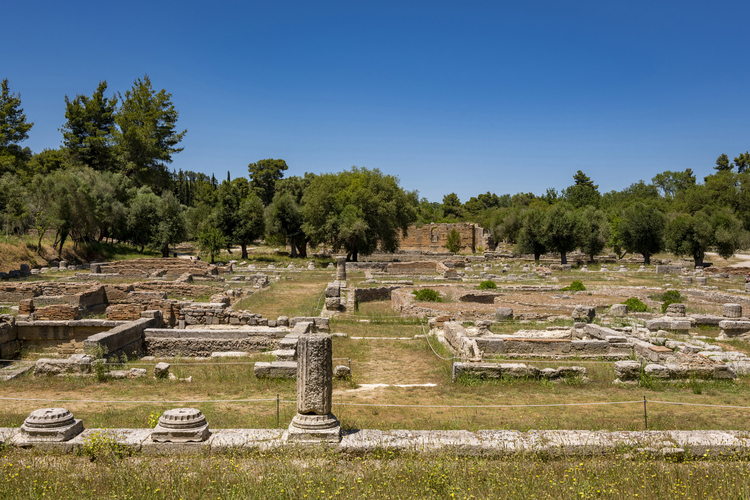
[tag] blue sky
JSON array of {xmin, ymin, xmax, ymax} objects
[{"xmin": 5, "ymin": 1, "xmax": 750, "ymax": 202}]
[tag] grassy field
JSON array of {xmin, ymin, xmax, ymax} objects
[{"xmin": 0, "ymin": 449, "xmax": 748, "ymax": 499}]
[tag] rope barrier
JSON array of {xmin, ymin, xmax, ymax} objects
[
  {"xmin": 332, "ymin": 400, "xmax": 644, "ymax": 409},
  {"xmin": 649, "ymin": 401, "xmax": 750, "ymax": 410},
  {"xmin": 421, "ymin": 322, "xmax": 460, "ymax": 361},
  {"xmin": 0, "ymin": 396, "xmax": 284, "ymax": 404}
]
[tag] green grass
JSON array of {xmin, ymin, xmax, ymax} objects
[{"xmin": 0, "ymin": 450, "xmax": 749, "ymax": 499}]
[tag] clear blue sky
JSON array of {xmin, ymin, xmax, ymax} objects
[{"xmin": 5, "ymin": 1, "xmax": 750, "ymax": 202}]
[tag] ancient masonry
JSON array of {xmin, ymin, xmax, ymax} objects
[{"xmin": 399, "ymin": 223, "xmax": 487, "ymax": 253}]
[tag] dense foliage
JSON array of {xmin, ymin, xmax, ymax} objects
[{"xmin": 2, "ymin": 77, "xmax": 749, "ymax": 264}]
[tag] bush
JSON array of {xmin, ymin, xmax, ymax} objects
[
  {"xmin": 446, "ymin": 229, "xmax": 461, "ymax": 253},
  {"xmin": 413, "ymin": 289, "xmax": 441, "ymax": 302},
  {"xmin": 623, "ymin": 297, "xmax": 648, "ymax": 312},
  {"xmin": 651, "ymin": 290, "xmax": 683, "ymax": 313},
  {"xmin": 561, "ymin": 280, "xmax": 586, "ymax": 292},
  {"xmin": 478, "ymin": 280, "xmax": 497, "ymax": 290}
]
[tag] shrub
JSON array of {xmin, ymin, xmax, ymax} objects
[
  {"xmin": 561, "ymin": 280, "xmax": 586, "ymax": 292},
  {"xmin": 446, "ymin": 229, "xmax": 461, "ymax": 253},
  {"xmin": 413, "ymin": 289, "xmax": 441, "ymax": 302},
  {"xmin": 651, "ymin": 290, "xmax": 683, "ymax": 313},
  {"xmin": 623, "ymin": 297, "xmax": 648, "ymax": 312},
  {"xmin": 478, "ymin": 280, "xmax": 497, "ymax": 290}
]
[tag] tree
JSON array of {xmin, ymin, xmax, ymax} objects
[
  {"xmin": 516, "ymin": 206, "xmax": 547, "ymax": 261},
  {"xmin": 445, "ymin": 228, "xmax": 461, "ymax": 253},
  {"xmin": 0, "ymin": 173, "xmax": 28, "ymax": 240},
  {"xmin": 711, "ymin": 209, "xmax": 749, "ymax": 259},
  {"xmin": 127, "ymin": 187, "xmax": 161, "ymax": 252},
  {"xmin": 235, "ymin": 194, "xmax": 265, "ymax": 258},
  {"xmin": 302, "ymin": 167, "xmax": 417, "ymax": 261},
  {"xmin": 734, "ymin": 152, "xmax": 750, "ymax": 174},
  {"xmin": 115, "ymin": 75, "xmax": 186, "ymax": 191},
  {"xmin": 248, "ymin": 159, "xmax": 288, "ymax": 206},
  {"xmin": 563, "ymin": 171, "xmax": 600, "ymax": 208},
  {"xmin": 715, "ymin": 153, "xmax": 732, "ymax": 172},
  {"xmin": 197, "ymin": 225, "xmax": 225, "ymax": 263},
  {"xmin": 619, "ymin": 203, "xmax": 666, "ymax": 264},
  {"xmin": 577, "ymin": 207, "xmax": 610, "ymax": 262},
  {"xmin": 652, "ymin": 169, "xmax": 697, "ymax": 198},
  {"xmin": 441, "ymin": 192, "xmax": 463, "ymax": 219},
  {"xmin": 665, "ymin": 212, "xmax": 713, "ymax": 267},
  {"xmin": 267, "ymin": 192, "xmax": 306, "ymax": 257},
  {"xmin": 155, "ymin": 191, "xmax": 187, "ymax": 257},
  {"xmin": 541, "ymin": 203, "xmax": 579, "ymax": 264},
  {"xmin": 61, "ymin": 81, "xmax": 118, "ymax": 172},
  {"xmin": 0, "ymin": 79, "xmax": 33, "ymax": 175}
]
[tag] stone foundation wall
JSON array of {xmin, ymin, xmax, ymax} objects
[
  {"xmin": 83, "ymin": 316, "xmax": 160, "ymax": 359},
  {"xmin": 0, "ymin": 315, "xmax": 19, "ymax": 358},
  {"xmin": 352, "ymin": 286, "xmax": 399, "ymax": 304},
  {"xmin": 97, "ymin": 258, "xmax": 219, "ymax": 278},
  {"xmin": 399, "ymin": 223, "xmax": 485, "ymax": 253}
]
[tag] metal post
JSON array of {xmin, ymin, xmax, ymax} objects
[
  {"xmin": 639, "ymin": 359, "xmax": 643, "ymax": 387},
  {"xmin": 643, "ymin": 396, "xmax": 648, "ymax": 430},
  {"xmin": 348, "ymin": 358, "xmax": 351, "ymax": 371},
  {"xmin": 276, "ymin": 394, "xmax": 280, "ymax": 428}
]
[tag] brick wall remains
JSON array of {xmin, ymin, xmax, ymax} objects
[{"xmin": 399, "ymin": 223, "xmax": 485, "ymax": 253}]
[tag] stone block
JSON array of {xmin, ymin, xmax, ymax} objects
[
  {"xmin": 151, "ymin": 408, "xmax": 210, "ymax": 443},
  {"xmin": 495, "ymin": 307, "xmax": 513, "ymax": 320},
  {"xmin": 154, "ymin": 362, "xmax": 170, "ymax": 379},
  {"xmin": 666, "ymin": 303, "xmax": 686, "ymax": 317},
  {"xmin": 644, "ymin": 363, "xmax": 669, "ymax": 378},
  {"xmin": 571, "ymin": 305, "xmax": 595, "ymax": 323},
  {"xmin": 718, "ymin": 320, "xmax": 750, "ymax": 338},
  {"xmin": 723, "ymin": 303, "xmax": 742, "ymax": 318},
  {"xmin": 333, "ymin": 365, "xmax": 352, "ymax": 379},
  {"xmin": 19, "ymin": 408, "xmax": 83, "ymax": 442},
  {"xmin": 614, "ymin": 360, "xmax": 641, "ymax": 381},
  {"xmin": 610, "ymin": 304, "xmax": 628, "ymax": 317},
  {"xmin": 254, "ymin": 361, "xmax": 297, "ymax": 379},
  {"xmin": 325, "ymin": 285, "xmax": 340, "ymax": 298}
]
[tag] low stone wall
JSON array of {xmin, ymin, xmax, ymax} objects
[
  {"xmin": 352, "ymin": 286, "xmax": 399, "ymax": 304},
  {"xmin": 386, "ymin": 261, "xmax": 447, "ymax": 274},
  {"xmin": 97, "ymin": 258, "xmax": 219, "ymax": 279},
  {"xmin": 144, "ymin": 328, "xmax": 286, "ymax": 357},
  {"xmin": 83, "ymin": 316, "xmax": 160, "ymax": 359},
  {"xmin": 0, "ymin": 315, "xmax": 19, "ymax": 359},
  {"xmin": 452, "ymin": 362, "xmax": 586, "ymax": 382}
]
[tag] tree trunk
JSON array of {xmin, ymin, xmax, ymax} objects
[
  {"xmin": 589, "ymin": 254, "xmax": 596, "ymax": 263},
  {"xmin": 643, "ymin": 252, "xmax": 651, "ymax": 265},
  {"xmin": 295, "ymin": 239, "xmax": 307, "ymax": 258},
  {"xmin": 349, "ymin": 247, "xmax": 358, "ymax": 262},
  {"xmin": 161, "ymin": 243, "xmax": 170, "ymax": 257},
  {"xmin": 289, "ymin": 240, "xmax": 298, "ymax": 258},
  {"xmin": 534, "ymin": 251, "xmax": 541, "ymax": 262},
  {"xmin": 241, "ymin": 243, "xmax": 248, "ymax": 260},
  {"xmin": 560, "ymin": 251, "xmax": 567, "ymax": 265},
  {"xmin": 694, "ymin": 253, "xmax": 704, "ymax": 268}
]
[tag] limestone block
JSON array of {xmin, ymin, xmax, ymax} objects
[
  {"xmin": 666, "ymin": 303, "xmax": 686, "ymax": 317},
  {"xmin": 19, "ymin": 408, "xmax": 83, "ymax": 442},
  {"xmin": 254, "ymin": 361, "xmax": 297, "ymax": 378},
  {"xmin": 336, "ymin": 257, "xmax": 347, "ymax": 281},
  {"xmin": 154, "ymin": 362, "xmax": 170, "ymax": 379},
  {"xmin": 614, "ymin": 361, "xmax": 641, "ymax": 381},
  {"xmin": 333, "ymin": 365, "xmax": 351, "ymax": 379},
  {"xmin": 151, "ymin": 408, "xmax": 210, "ymax": 443},
  {"xmin": 495, "ymin": 307, "xmax": 513, "ymax": 320},
  {"xmin": 609, "ymin": 304, "xmax": 628, "ymax": 317},
  {"xmin": 718, "ymin": 320, "xmax": 750, "ymax": 338},
  {"xmin": 723, "ymin": 303, "xmax": 742, "ymax": 318},
  {"xmin": 682, "ymin": 277, "xmax": 693, "ymax": 285},
  {"xmin": 571, "ymin": 305, "xmax": 595, "ymax": 323},
  {"xmin": 695, "ymin": 277, "xmax": 707, "ymax": 285},
  {"xmin": 325, "ymin": 298, "xmax": 341, "ymax": 310},
  {"xmin": 644, "ymin": 363, "xmax": 669, "ymax": 378},
  {"xmin": 296, "ymin": 334, "xmax": 333, "ymax": 415},
  {"xmin": 713, "ymin": 365, "xmax": 737, "ymax": 379},
  {"xmin": 277, "ymin": 316, "xmax": 289, "ymax": 327},
  {"xmin": 325, "ymin": 285, "xmax": 340, "ymax": 298}
]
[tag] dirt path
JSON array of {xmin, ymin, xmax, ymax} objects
[{"xmin": 706, "ymin": 252, "xmax": 750, "ymax": 268}]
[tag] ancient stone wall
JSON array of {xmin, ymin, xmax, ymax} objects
[
  {"xmin": 0, "ymin": 315, "xmax": 19, "ymax": 359},
  {"xmin": 399, "ymin": 223, "xmax": 485, "ymax": 253},
  {"xmin": 386, "ymin": 261, "xmax": 447, "ymax": 274},
  {"xmin": 352, "ymin": 286, "xmax": 399, "ymax": 304},
  {"xmin": 97, "ymin": 258, "xmax": 219, "ymax": 278}
]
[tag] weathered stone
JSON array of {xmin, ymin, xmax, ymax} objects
[
  {"xmin": 718, "ymin": 320, "xmax": 750, "ymax": 338},
  {"xmin": 681, "ymin": 276, "xmax": 693, "ymax": 285},
  {"xmin": 644, "ymin": 363, "xmax": 670, "ymax": 378},
  {"xmin": 610, "ymin": 304, "xmax": 628, "ymax": 317},
  {"xmin": 723, "ymin": 303, "xmax": 742, "ymax": 318},
  {"xmin": 287, "ymin": 334, "xmax": 340, "ymax": 442},
  {"xmin": 325, "ymin": 285, "xmax": 340, "ymax": 298},
  {"xmin": 277, "ymin": 316, "xmax": 289, "ymax": 327},
  {"xmin": 333, "ymin": 365, "xmax": 352, "ymax": 379},
  {"xmin": 666, "ymin": 303, "xmax": 686, "ymax": 317},
  {"xmin": 19, "ymin": 408, "xmax": 83, "ymax": 442},
  {"xmin": 495, "ymin": 307, "xmax": 513, "ymax": 320},
  {"xmin": 336, "ymin": 257, "xmax": 347, "ymax": 281},
  {"xmin": 695, "ymin": 277, "xmax": 707, "ymax": 285},
  {"xmin": 254, "ymin": 361, "xmax": 297, "ymax": 378},
  {"xmin": 324, "ymin": 298, "xmax": 341, "ymax": 310},
  {"xmin": 614, "ymin": 361, "xmax": 641, "ymax": 381},
  {"xmin": 571, "ymin": 305, "xmax": 595, "ymax": 323},
  {"xmin": 151, "ymin": 408, "xmax": 210, "ymax": 443},
  {"xmin": 154, "ymin": 362, "xmax": 170, "ymax": 379}
]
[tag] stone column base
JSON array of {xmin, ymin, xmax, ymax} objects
[{"xmin": 286, "ymin": 413, "xmax": 341, "ymax": 443}]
